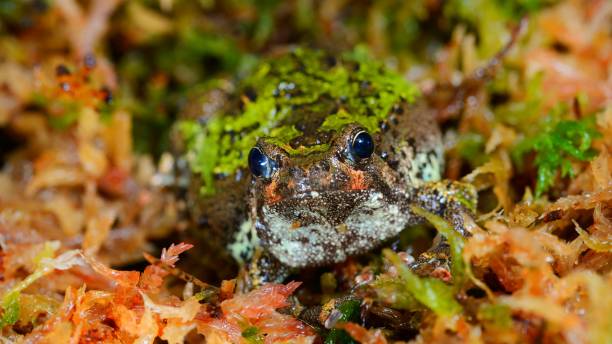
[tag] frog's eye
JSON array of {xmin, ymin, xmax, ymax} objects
[
  {"xmin": 350, "ymin": 131, "xmax": 374, "ymax": 160},
  {"xmin": 248, "ymin": 147, "xmax": 275, "ymax": 178}
]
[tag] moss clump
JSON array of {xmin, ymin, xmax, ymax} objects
[
  {"xmin": 513, "ymin": 116, "xmax": 600, "ymax": 197},
  {"xmin": 179, "ymin": 47, "xmax": 419, "ymax": 194}
]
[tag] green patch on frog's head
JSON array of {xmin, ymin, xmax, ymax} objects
[{"xmin": 179, "ymin": 47, "xmax": 419, "ymax": 194}]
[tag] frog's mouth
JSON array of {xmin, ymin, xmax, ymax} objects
[{"xmin": 255, "ymin": 189, "xmax": 412, "ymax": 268}]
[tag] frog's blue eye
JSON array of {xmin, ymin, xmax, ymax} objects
[
  {"xmin": 351, "ymin": 131, "xmax": 374, "ymax": 159},
  {"xmin": 248, "ymin": 147, "xmax": 274, "ymax": 178}
]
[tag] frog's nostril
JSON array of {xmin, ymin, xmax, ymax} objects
[
  {"xmin": 289, "ymin": 167, "xmax": 303, "ymax": 177},
  {"xmin": 319, "ymin": 161, "xmax": 331, "ymax": 172}
]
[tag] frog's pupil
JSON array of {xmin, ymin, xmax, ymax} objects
[
  {"xmin": 248, "ymin": 147, "xmax": 272, "ymax": 178},
  {"xmin": 351, "ymin": 131, "xmax": 374, "ymax": 159}
]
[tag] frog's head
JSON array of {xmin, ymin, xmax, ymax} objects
[
  {"xmin": 248, "ymin": 123, "xmax": 412, "ymax": 268},
  {"xmin": 181, "ymin": 49, "xmax": 424, "ymax": 268}
]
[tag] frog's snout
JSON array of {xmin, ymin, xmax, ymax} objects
[
  {"xmin": 267, "ymin": 189, "xmax": 370, "ymax": 227},
  {"xmin": 264, "ymin": 158, "xmax": 369, "ymax": 205},
  {"xmin": 286, "ymin": 164, "xmax": 335, "ymax": 192}
]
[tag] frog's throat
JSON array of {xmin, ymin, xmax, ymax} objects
[{"xmin": 257, "ymin": 190, "xmax": 414, "ymax": 268}]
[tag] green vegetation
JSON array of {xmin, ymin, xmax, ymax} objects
[
  {"xmin": 242, "ymin": 325, "xmax": 264, "ymax": 344},
  {"xmin": 478, "ymin": 303, "xmax": 513, "ymax": 329},
  {"xmin": 445, "ymin": 0, "xmax": 550, "ymax": 56},
  {"xmin": 514, "ymin": 116, "xmax": 600, "ymax": 197},
  {"xmin": 0, "ymin": 242, "xmax": 69, "ymax": 328}
]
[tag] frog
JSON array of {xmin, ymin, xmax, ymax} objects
[{"xmin": 176, "ymin": 48, "xmax": 478, "ymax": 289}]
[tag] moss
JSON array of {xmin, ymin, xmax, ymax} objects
[
  {"xmin": 444, "ymin": 0, "xmax": 549, "ymax": 57},
  {"xmin": 513, "ymin": 116, "xmax": 600, "ymax": 197},
  {"xmin": 48, "ymin": 102, "xmax": 80, "ymax": 130},
  {"xmin": 454, "ymin": 132, "xmax": 488, "ymax": 170},
  {"xmin": 478, "ymin": 303, "xmax": 513, "ymax": 329},
  {"xmin": 180, "ymin": 47, "xmax": 419, "ymax": 194},
  {"xmin": 0, "ymin": 242, "xmax": 59, "ymax": 328},
  {"xmin": 495, "ymin": 72, "xmax": 546, "ymax": 132},
  {"xmin": 241, "ymin": 326, "xmax": 264, "ymax": 344},
  {"xmin": 0, "ymin": 291, "xmax": 19, "ymax": 328}
]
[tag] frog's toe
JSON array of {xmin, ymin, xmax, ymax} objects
[
  {"xmin": 409, "ymin": 242, "xmax": 452, "ymax": 282},
  {"xmin": 411, "ymin": 259, "xmax": 452, "ymax": 282}
]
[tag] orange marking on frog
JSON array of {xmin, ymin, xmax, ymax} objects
[
  {"xmin": 264, "ymin": 179, "xmax": 282, "ymax": 204},
  {"xmin": 348, "ymin": 169, "xmax": 367, "ymax": 190}
]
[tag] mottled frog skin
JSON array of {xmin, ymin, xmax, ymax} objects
[{"xmin": 178, "ymin": 48, "xmax": 476, "ymax": 287}]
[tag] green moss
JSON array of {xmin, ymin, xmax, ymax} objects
[
  {"xmin": 535, "ymin": 118, "xmax": 600, "ymax": 196},
  {"xmin": 495, "ymin": 72, "xmax": 548, "ymax": 132},
  {"xmin": 241, "ymin": 326, "xmax": 264, "ymax": 344},
  {"xmin": 444, "ymin": 0, "xmax": 550, "ymax": 57},
  {"xmin": 48, "ymin": 107, "xmax": 80, "ymax": 130},
  {"xmin": 0, "ymin": 0, "xmax": 51, "ymax": 30},
  {"xmin": 454, "ymin": 132, "xmax": 488, "ymax": 170},
  {"xmin": 180, "ymin": 47, "xmax": 419, "ymax": 194},
  {"xmin": 0, "ymin": 242, "xmax": 59, "ymax": 329},
  {"xmin": 513, "ymin": 116, "xmax": 600, "ymax": 197},
  {"xmin": 478, "ymin": 303, "xmax": 513, "ymax": 329},
  {"xmin": 0, "ymin": 291, "xmax": 19, "ymax": 328}
]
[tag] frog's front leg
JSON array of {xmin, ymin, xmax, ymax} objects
[
  {"xmin": 230, "ymin": 219, "xmax": 291, "ymax": 291},
  {"xmin": 408, "ymin": 180, "xmax": 477, "ymax": 278},
  {"xmin": 232, "ymin": 193, "xmax": 293, "ymax": 291},
  {"xmin": 237, "ymin": 247, "xmax": 291, "ymax": 291}
]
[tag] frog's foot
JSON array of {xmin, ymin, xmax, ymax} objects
[
  {"xmin": 409, "ymin": 239, "xmax": 452, "ymax": 282},
  {"xmin": 414, "ymin": 180, "xmax": 477, "ymax": 236},
  {"xmin": 298, "ymin": 296, "xmax": 363, "ymax": 342},
  {"xmin": 410, "ymin": 180, "xmax": 476, "ymax": 281},
  {"xmin": 237, "ymin": 248, "xmax": 290, "ymax": 292},
  {"xmin": 318, "ymin": 296, "xmax": 362, "ymax": 329}
]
